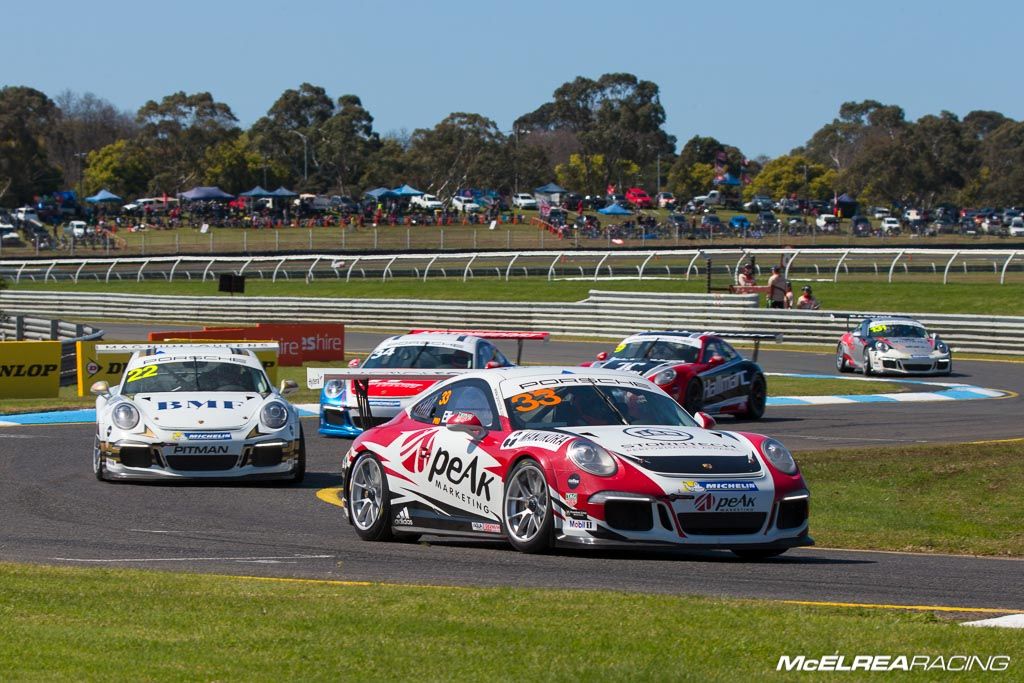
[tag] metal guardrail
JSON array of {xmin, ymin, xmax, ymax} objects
[
  {"xmin": 2, "ymin": 289, "xmax": 1022, "ymax": 355},
  {"xmin": 2, "ymin": 247, "xmax": 1022, "ymax": 285},
  {"xmin": 0, "ymin": 315, "xmax": 105, "ymax": 386}
]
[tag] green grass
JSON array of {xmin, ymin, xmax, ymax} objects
[
  {"xmin": 770, "ymin": 376, "xmax": 911, "ymax": 396},
  {"xmin": 799, "ymin": 442, "xmax": 1024, "ymax": 556},
  {"xmin": 0, "ymin": 563, "xmax": 1019, "ymax": 681},
  {"xmin": 9, "ymin": 276, "xmax": 1024, "ymax": 314}
]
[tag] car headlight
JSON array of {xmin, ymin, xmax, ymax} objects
[
  {"xmin": 761, "ymin": 438, "xmax": 798, "ymax": 475},
  {"xmin": 874, "ymin": 341, "xmax": 890, "ymax": 353},
  {"xmin": 653, "ymin": 368, "xmax": 677, "ymax": 385},
  {"xmin": 261, "ymin": 402, "xmax": 289, "ymax": 430},
  {"xmin": 323, "ymin": 379, "xmax": 344, "ymax": 400},
  {"xmin": 111, "ymin": 402, "xmax": 140, "ymax": 430},
  {"xmin": 935, "ymin": 341, "xmax": 949, "ymax": 354},
  {"xmin": 567, "ymin": 439, "xmax": 618, "ymax": 477}
]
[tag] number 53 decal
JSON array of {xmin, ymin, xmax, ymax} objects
[{"xmin": 510, "ymin": 388, "xmax": 562, "ymax": 412}]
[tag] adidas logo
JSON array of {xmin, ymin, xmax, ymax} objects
[{"xmin": 394, "ymin": 507, "xmax": 413, "ymax": 526}]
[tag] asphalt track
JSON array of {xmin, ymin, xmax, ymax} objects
[{"xmin": 2, "ymin": 324, "xmax": 1023, "ymax": 611}]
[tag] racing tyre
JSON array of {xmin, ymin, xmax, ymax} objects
[
  {"xmin": 503, "ymin": 459, "xmax": 553, "ymax": 554},
  {"xmin": 289, "ymin": 428, "xmax": 307, "ymax": 484},
  {"xmin": 93, "ymin": 437, "xmax": 107, "ymax": 482},
  {"xmin": 740, "ymin": 375, "xmax": 767, "ymax": 420},
  {"xmin": 836, "ymin": 344, "xmax": 852, "ymax": 373},
  {"xmin": 348, "ymin": 452, "xmax": 394, "ymax": 542},
  {"xmin": 863, "ymin": 350, "xmax": 875, "ymax": 376},
  {"xmin": 731, "ymin": 548, "xmax": 786, "ymax": 560},
  {"xmin": 683, "ymin": 379, "xmax": 705, "ymax": 415}
]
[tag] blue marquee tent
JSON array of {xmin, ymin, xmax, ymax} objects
[
  {"xmin": 182, "ymin": 185, "xmax": 235, "ymax": 198},
  {"xmin": 598, "ymin": 202, "xmax": 632, "ymax": 216},
  {"xmin": 364, "ymin": 187, "xmax": 397, "ymax": 200},
  {"xmin": 391, "ymin": 184, "xmax": 424, "ymax": 197},
  {"xmin": 85, "ymin": 189, "xmax": 123, "ymax": 203},
  {"xmin": 240, "ymin": 185, "xmax": 275, "ymax": 198},
  {"xmin": 534, "ymin": 182, "xmax": 566, "ymax": 194},
  {"xmin": 271, "ymin": 186, "xmax": 298, "ymax": 198}
]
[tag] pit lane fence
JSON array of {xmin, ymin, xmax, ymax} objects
[
  {"xmin": 2, "ymin": 247, "xmax": 1024, "ymax": 286},
  {"xmin": 0, "ymin": 315, "xmax": 104, "ymax": 386},
  {"xmin": 2, "ymin": 289, "xmax": 1023, "ymax": 355}
]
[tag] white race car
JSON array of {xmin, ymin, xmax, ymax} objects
[
  {"xmin": 91, "ymin": 343, "xmax": 305, "ymax": 482},
  {"xmin": 836, "ymin": 317, "xmax": 952, "ymax": 376}
]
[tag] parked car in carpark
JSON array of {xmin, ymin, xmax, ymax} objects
[
  {"xmin": 607, "ymin": 193, "xmax": 627, "ymax": 206},
  {"xmin": 850, "ymin": 215, "xmax": 871, "ymax": 236},
  {"xmin": 655, "ymin": 192, "xmax": 677, "ymax": 209},
  {"xmin": 0, "ymin": 221, "xmax": 22, "ymax": 246},
  {"xmin": 758, "ymin": 211, "xmax": 780, "ymax": 231},
  {"xmin": 451, "ymin": 196, "xmax": 481, "ymax": 212},
  {"xmin": 744, "ymin": 195, "xmax": 773, "ymax": 213},
  {"xmin": 1009, "ymin": 217, "xmax": 1024, "ymax": 237},
  {"xmin": 625, "ymin": 187, "xmax": 653, "ymax": 209},
  {"xmin": 560, "ymin": 192, "xmax": 584, "ymax": 210},
  {"xmin": 700, "ymin": 214, "xmax": 723, "ymax": 232},
  {"xmin": 815, "ymin": 214, "xmax": 839, "ymax": 232},
  {"xmin": 410, "ymin": 193, "xmax": 444, "ymax": 211},
  {"xmin": 777, "ymin": 198, "xmax": 801, "ymax": 215},
  {"xmin": 730, "ymin": 215, "xmax": 751, "ymax": 232},
  {"xmin": 66, "ymin": 220, "xmax": 89, "ymax": 238},
  {"xmin": 511, "ymin": 193, "xmax": 537, "ymax": 209},
  {"xmin": 583, "ymin": 194, "xmax": 607, "ymax": 210},
  {"xmin": 880, "ymin": 217, "xmax": 901, "ymax": 234},
  {"xmin": 872, "ymin": 206, "xmax": 891, "ymax": 219}
]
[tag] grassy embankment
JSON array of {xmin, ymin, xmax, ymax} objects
[{"xmin": 0, "ymin": 561, "xmax": 1021, "ymax": 680}]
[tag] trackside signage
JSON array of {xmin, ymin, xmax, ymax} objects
[
  {"xmin": 148, "ymin": 323, "xmax": 344, "ymax": 365},
  {"xmin": 0, "ymin": 341, "xmax": 61, "ymax": 398},
  {"xmin": 76, "ymin": 340, "xmax": 279, "ymax": 396}
]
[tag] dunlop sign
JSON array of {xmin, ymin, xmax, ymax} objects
[
  {"xmin": 76, "ymin": 340, "xmax": 280, "ymax": 396},
  {"xmin": 0, "ymin": 341, "xmax": 62, "ymax": 398}
]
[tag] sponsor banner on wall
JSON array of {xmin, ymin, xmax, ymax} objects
[
  {"xmin": 0, "ymin": 341, "xmax": 61, "ymax": 399},
  {"xmin": 148, "ymin": 323, "xmax": 344, "ymax": 365},
  {"xmin": 76, "ymin": 340, "xmax": 279, "ymax": 396}
]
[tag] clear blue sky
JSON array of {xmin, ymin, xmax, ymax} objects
[{"xmin": 6, "ymin": 0, "xmax": 1021, "ymax": 159}]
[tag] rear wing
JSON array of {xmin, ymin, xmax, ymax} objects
[
  {"xmin": 97, "ymin": 342, "xmax": 279, "ymax": 355},
  {"xmin": 408, "ymin": 329, "xmax": 550, "ymax": 364},
  {"xmin": 306, "ymin": 367, "xmax": 472, "ymax": 391},
  {"xmin": 657, "ymin": 330, "xmax": 782, "ymax": 362}
]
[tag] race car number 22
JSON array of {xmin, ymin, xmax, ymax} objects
[{"xmin": 125, "ymin": 365, "xmax": 158, "ymax": 383}]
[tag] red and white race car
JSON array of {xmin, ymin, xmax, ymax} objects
[
  {"xmin": 582, "ymin": 331, "xmax": 779, "ymax": 419},
  {"xmin": 836, "ymin": 316, "xmax": 952, "ymax": 376},
  {"xmin": 310, "ymin": 330, "xmax": 547, "ymax": 437},
  {"xmin": 332, "ymin": 366, "xmax": 811, "ymax": 557}
]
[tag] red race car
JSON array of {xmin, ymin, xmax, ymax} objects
[
  {"xmin": 336, "ymin": 366, "xmax": 811, "ymax": 556},
  {"xmin": 583, "ymin": 331, "xmax": 779, "ymax": 419}
]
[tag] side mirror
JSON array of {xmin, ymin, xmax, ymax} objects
[
  {"xmin": 596, "ymin": 351, "xmax": 608, "ymax": 361},
  {"xmin": 485, "ymin": 360, "xmax": 501, "ymax": 369},
  {"xmin": 446, "ymin": 412, "xmax": 487, "ymax": 440},
  {"xmin": 279, "ymin": 379, "xmax": 299, "ymax": 396},
  {"xmin": 348, "ymin": 358, "xmax": 361, "ymax": 368},
  {"xmin": 708, "ymin": 354, "xmax": 725, "ymax": 366},
  {"xmin": 694, "ymin": 411, "xmax": 717, "ymax": 429},
  {"xmin": 90, "ymin": 380, "xmax": 110, "ymax": 396}
]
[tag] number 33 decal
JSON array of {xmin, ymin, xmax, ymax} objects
[{"xmin": 510, "ymin": 388, "xmax": 562, "ymax": 412}]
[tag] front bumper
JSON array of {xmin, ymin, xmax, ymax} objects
[
  {"xmin": 319, "ymin": 403, "xmax": 398, "ymax": 438},
  {"xmin": 555, "ymin": 490, "xmax": 811, "ymax": 550},
  {"xmin": 96, "ymin": 437, "xmax": 302, "ymax": 481},
  {"xmin": 873, "ymin": 353, "xmax": 951, "ymax": 375}
]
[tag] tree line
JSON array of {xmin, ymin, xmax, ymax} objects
[{"xmin": 1, "ymin": 75, "xmax": 1021, "ymax": 210}]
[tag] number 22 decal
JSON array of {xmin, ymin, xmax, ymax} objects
[
  {"xmin": 510, "ymin": 389, "xmax": 562, "ymax": 412},
  {"xmin": 125, "ymin": 365, "xmax": 158, "ymax": 383}
]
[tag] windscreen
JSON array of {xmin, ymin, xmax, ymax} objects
[
  {"xmin": 506, "ymin": 384, "xmax": 696, "ymax": 430},
  {"xmin": 363, "ymin": 344, "xmax": 473, "ymax": 369},
  {"xmin": 121, "ymin": 360, "xmax": 270, "ymax": 394},
  {"xmin": 612, "ymin": 340, "xmax": 700, "ymax": 363},
  {"xmin": 868, "ymin": 323, "xmax": 927, "ymax": 339}
]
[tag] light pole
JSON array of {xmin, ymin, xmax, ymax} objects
[{"xmin": 289, "ymin": 130, "xmax": 308, "ymax": 183}]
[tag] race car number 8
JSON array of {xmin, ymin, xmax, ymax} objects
[
  {"xmin": 125, "ymin": 365, "xmax": 158, "ymax": 382},
  {"xmin": 510, "ymin": 389, "xmax": 562, "ymax": 412}
]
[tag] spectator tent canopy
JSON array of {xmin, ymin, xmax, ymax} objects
[
  {"xmin": 179, "ymin": 186, "xmax": 234, "ymax": 201},
  {"xmin": 85, "ymin": 189, "xmax": 123, "ymax": 204}
]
